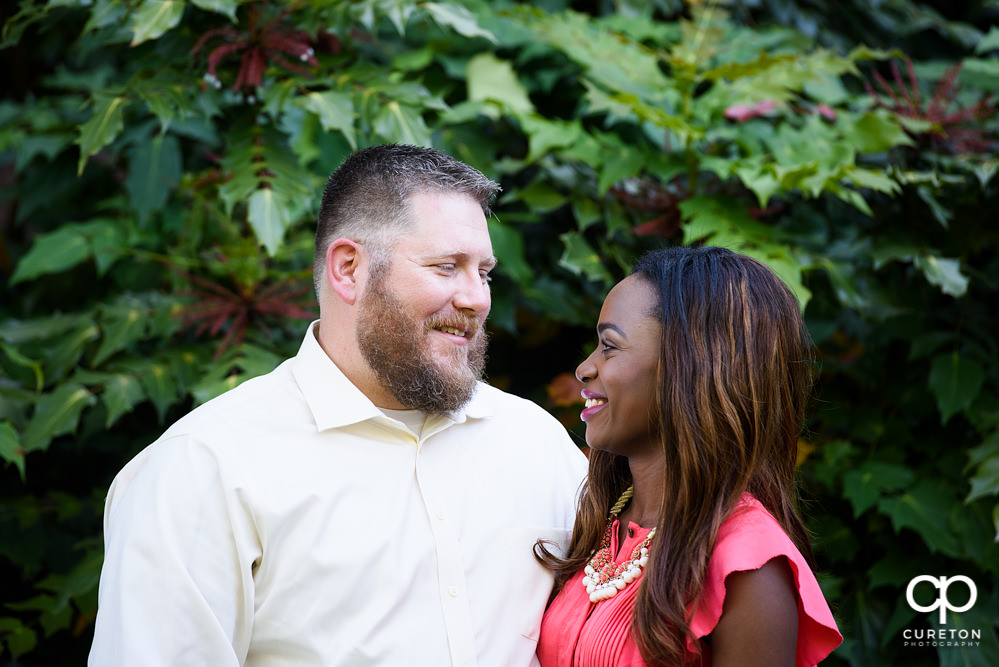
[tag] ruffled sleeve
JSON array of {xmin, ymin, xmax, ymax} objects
[{"xmin": 687, "ymin": 494, "xmax": 842, "ymax": 667}]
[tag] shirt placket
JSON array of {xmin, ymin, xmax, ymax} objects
[{"xmin": 415, "ymin": 424, "xmax": 477, "ymax": 667}]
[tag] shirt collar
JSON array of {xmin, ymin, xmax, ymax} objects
[{"xmin": 292, "ymin": 322, "xmax": 493, "ymax": 431}]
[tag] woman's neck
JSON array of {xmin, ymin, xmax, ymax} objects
[{"xmin": 619, "ymin": 452, "xmax": 665, "ymax": 528}]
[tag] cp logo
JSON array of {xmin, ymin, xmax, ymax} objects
[{"xmin": 906, "ymin": 575, "xmax": 977, "ymax": 624}]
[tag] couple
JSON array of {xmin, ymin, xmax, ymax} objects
[{"xmin": 89, "ymin": 145, "xmax": 842, "ymax": 666}]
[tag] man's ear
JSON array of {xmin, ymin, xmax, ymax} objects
[{"xmin": 324, "ymin": 238, "xmax": 364, "ymax": 305}]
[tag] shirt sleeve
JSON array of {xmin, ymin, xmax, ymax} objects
[
  {"xmin": 687, "ymin": 498, "xmax": 843, "ymax": 667},
  {"xmin": 88, "ymin": 436, "xmax": 261, "ymax": 666}
]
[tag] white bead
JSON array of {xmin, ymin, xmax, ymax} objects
[
  {"xmin": 584, "ymin": 565, "xmax": 595, "ymax": 576},
  {"xmin": 582, "ymin": 576, "xmax": 592, "ymax": 586},
  {"xmin": 639, "ymin": 556, "xmax": 649, "ymax": 567},
  {"xmin": 614, "ymin": 579, "xmax": 627, "ymax": 590},
  {"xmin": 622, "ymin": 571, "xmax": 634, "ymax": 583}
]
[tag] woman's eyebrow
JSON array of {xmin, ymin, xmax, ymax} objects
[{"xmin": 597, "ymin": 322, "xmax": 627, "ymax": 338}]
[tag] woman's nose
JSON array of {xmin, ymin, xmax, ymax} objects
[{"xmin": 576, "ymin": 349, "xmax": 597, "ymax": 384}]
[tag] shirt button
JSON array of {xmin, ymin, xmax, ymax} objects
[
  {"xmin": 435, "ymin": 511, "xmax": 445, "ymax": 521},
  {"xmin": 448, "ymin": 586, "xmax": 459, "ymax": 597}
]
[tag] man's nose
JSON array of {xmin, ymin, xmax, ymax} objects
[{"xmin": 452, "ymin": 270, "xmax": 491, "ymax": 315}]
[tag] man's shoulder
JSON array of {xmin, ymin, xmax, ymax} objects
[
  {"xmin": 474, "ymin": 382, "xmax": 555, "ymax": 419},
  {"xmin": 162, "ymin": 357, "xmax": 299, "ymax": 438},
  {"xmin": 471, "ymin": 382, "xmax": 580, "ymax": 447}
]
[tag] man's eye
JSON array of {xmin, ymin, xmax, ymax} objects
[
  {"xmin": 437, "ymin": 264, "xmax": 456, "ymax": 273},
  {"xmin": 480, "ymin": 271, "xmax": 492, "ymax": 283}
]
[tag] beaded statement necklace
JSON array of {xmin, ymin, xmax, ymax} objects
[{"xmin": 581, "ymin": 485, "xmax": 656, "ymax": 603}]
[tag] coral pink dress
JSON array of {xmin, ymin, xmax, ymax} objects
[{"xmin": 537, "ymin": 494, "xmax": 842, "ymax": 666}]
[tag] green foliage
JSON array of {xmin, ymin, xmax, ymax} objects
[{"xmin": 2, "ymin": 0, "xmax": 998, "ymax": 664}]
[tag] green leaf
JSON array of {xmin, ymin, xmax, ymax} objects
[
  {"xmin": 913, "ymin": 255, "xmax": 968, "ymax": 297},
  {"xmin": 559, "ymin": 232, "xmax": 611, "ymax": 282},
  {"xmin": 466, "ymin": 53, "xmax": 533, "ymax": 115},
  {"xmin": 45, "ymin": 323, "xmax": 101, "ymax": 381},
  {"xmin": 11, "ymin": 225, "xmax": 91, "ymax": 285},
  {"xmin": 298, "ymin": 91, "xmax": 357, "ymax": 151},
  {"xmin": 840, "ymin": 110, "xmax": 913, "ymax": 153},
  {"xmin": 878, "ymin": 480, "xmax": 961, "ymax": 555},
  {"xmin": 101, "ymin": 373, "xmax": 147, "ymax": 428},
  {"xmin": 9, "ymin": 219, "xmax": 125, "ymax": 284},
  {"xmin": 487, "ymin": 220, "xmax": 532, "ymax": 286},
  {"xmin": 842, "ymin": 461, "xmax": 915, "ymax": 517},
  {"xmin": 928, "ymin": 351, "xmax": 985, "ymax": 424},
  {"xmin": 513, "ymin": 180, "xmax": 566, "ymax": 213},
  {"xmin": 816, "ymin": 257, "xmax": 868, "ymax": 310},
  {"xmin": 124, "ymin": 360, "xmax": 180, "ymax": 423},
  {"xmin": 77, "ymin": 94, "xmax": 128, "ymax": 174},
  {"xmin": 89, "ymin": 219, "xmax": 129, "ymax": 276},
  {"xmin": 521, "ymin": 117, "xmax": 582, "ymax": 162},
  {"xmin": 734, "ymin": 164, "xmax": 782, "ymax": 207},
  {"xmin": 94, "ymin": 302, "xmax": 149, "ymax": 366},
  {"xmin": 0, "ymin": 313, "xmax": 93, "ymax": 345},
  {"xmin": 967, "ymin": 455, "xmax": 999, "ymax": 504},
  {"xmin": 126, "ymin": 133, "xmax": 182, "ymax": 226},
  {"xmin": 595, "ymin": 144, "xmax": 645, "ymax": 196},
  {"xmin": 247, "ymin": 188, "xmax": 291, "ymax": 256},
  {"xmin": 0, "ymin": 341, "xmax": 44, "ymax": 393},
  {"xmin": 976, "ymin": 26, "xmax": 999, "ymax": 54},
  {"xmin": 0, "ymin": 422, "xmax": 25, "ymax": 482},
  {"xmin": 130, "ymin": 0, "xmax": 185, "ymax": 46},
  {"xmin": 21, "ymin": 383, "xmax": 97, "ymax": 454},
  {"xmin": 424, "ymin": 3, "xmax": 497, "ymax": 43},
  {"xmin": 373, "ymin": 101, "xmax": 431, "ymax": 147},
  {"xmin": 678, "ymin": 195, "xmax": 773, "ymax": 249},
  {"xmin": 190, "ymin": 0, "xmax": 238, "ymax": 21},
  {"xmin": 0, "ymin": 617, "xmax": 37, "ymax": 660}
]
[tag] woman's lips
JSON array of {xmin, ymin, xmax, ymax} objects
[{"xmin": 580, "ymin": 391, "xmax": 607, "ymax": 422}]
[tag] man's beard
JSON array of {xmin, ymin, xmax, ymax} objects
[{"xmin": 357, "ymin": 272, "xmax": 488, "ymax": 416}]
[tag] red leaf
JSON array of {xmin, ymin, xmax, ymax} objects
[
  {"xmin": 191, "ymin": 27, "xmax": 240, "ymax": 55},
  {"xmin": 207, "ymin": 42, "xmax": 246, "ymax": 76}
]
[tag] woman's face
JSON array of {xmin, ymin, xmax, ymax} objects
[{"xmin": 576, "ymin": 275, "xmax": 662, "ymax": 457}]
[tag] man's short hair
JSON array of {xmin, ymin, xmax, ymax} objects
[{"xmin": 314, "ymin": 144, "xmax": 501, "ymax": 294}]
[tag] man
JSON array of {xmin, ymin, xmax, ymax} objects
[{"xmin": 89, "ymin": 145, "xmax": 587, "ymax": 666}]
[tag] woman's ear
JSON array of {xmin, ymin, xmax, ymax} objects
[{"xmin": 324, "ymin": 238, "xmax": 363, "ymax": 305}]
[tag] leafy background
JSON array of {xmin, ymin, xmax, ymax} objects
[{"xmin": 1, "ymin": 0, "xmax": 998, "ymax": 664}]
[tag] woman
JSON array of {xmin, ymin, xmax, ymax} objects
[{"xmin": 536, "ymin": 246, "xmax": 842, "ymax": 666}]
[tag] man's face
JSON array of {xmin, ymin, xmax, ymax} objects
[{"xmin": 356, "ymin": 192, "xmax": 496, "ymax": 415}]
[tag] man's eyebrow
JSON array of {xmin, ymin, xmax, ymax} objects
[
  {"xmin": 434, "ymin": 251, "xmax": 498, "ymax": 269},
  {"xmin": 597, "ymin": 322, "xmax": 626, "ymax": 338}
]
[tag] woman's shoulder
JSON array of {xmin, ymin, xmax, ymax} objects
[
  {"xmin": 688, "ymin": 493, "xmax": 843, "ymax": 666},
  {"xmin": 712, "ymin": 493, "xmax": 794, "ymax": 565}
]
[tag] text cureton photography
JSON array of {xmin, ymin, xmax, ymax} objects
[{"xmin": 902, "ymin": 575, "xmax": 982, "ymax": 650}]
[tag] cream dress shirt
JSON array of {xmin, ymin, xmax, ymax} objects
[{"xmin": 89, "ymin": 323, "xmax": 587, "ymax": 666}]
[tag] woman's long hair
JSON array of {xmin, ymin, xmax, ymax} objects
[{"xmin": 536, "ymin": 246, "xmax": 816, "ymax": 666}]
